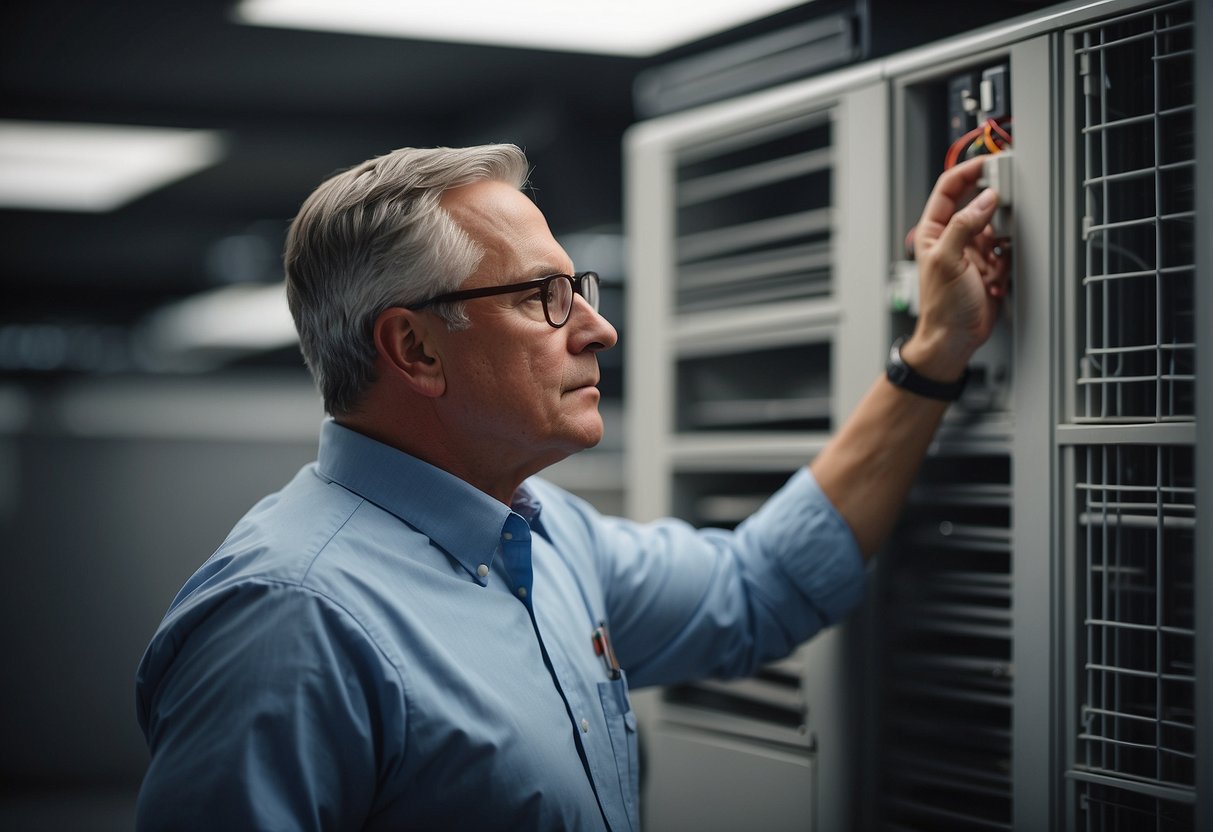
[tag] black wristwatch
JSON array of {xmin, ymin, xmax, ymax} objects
[{"xmin": 886, "ymin": 337, "xmax": 969, "ymax": 401}]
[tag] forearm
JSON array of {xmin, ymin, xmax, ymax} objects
[
  {"xmin": 811, "ymin": 159, "xmax": 1008, "ymax": 557},
  {"xmin": 810, "ymin": 371, "xmax": 949, "ymax": 557}
]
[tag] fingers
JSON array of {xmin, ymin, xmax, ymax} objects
[
  {"xmin": 933, "ymin": 187, "xmax": 999, "ymax": 272},
  {"xmin": 913, "ymin": 161, "xmax": 1011, "ymax": 305},
  {"xmin": 920, "ymin": 156, "xmax": 988, "ymax": 230},
  {"xmin": 968, "ymin": 239, "xmax": 1010, "ymax": 298},
  {"xmin": 987, "ymin": 243, "xmax": 1011, "ymax": 298}
]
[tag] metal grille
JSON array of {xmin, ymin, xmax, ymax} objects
[
  {"xmin": 880, "ymin": 453, "xmax": 1013, "ymax": 831},
  {"xmin": 1075, "ymin": 444, "xmax": 1196, "ymax": 795},
  {"xmin": 1076, "ymin": 2, "xmax": 1195, "ymax": 423},
  {"xmin": 1078, "ymin": 780, "xmax": 1194, "ymax": 831},
  {"xmin": 1067, "ymin": 4, "xmax": 1198, "ymax": 826}
]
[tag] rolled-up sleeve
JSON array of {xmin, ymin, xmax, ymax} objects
[{"xmin": 584, "ymin": 467, "xmax": 866, "ymax": 689}]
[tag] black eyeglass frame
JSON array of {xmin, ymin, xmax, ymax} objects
[{"xmin": 409, "ymin": 271, "xmax": 600, "ymax": 329}]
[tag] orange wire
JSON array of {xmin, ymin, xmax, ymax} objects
[{"xmin": 982, "ymin": 122, "xmax": 1000, "ymax": 154}]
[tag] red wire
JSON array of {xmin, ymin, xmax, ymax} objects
[
  {"xmin": 990, "ymin": 117, "xmax": 1013, "ymax": 145},
  {"xmin": 944, "ymin": 117, "xmax": 1014, "ymax": 168}
]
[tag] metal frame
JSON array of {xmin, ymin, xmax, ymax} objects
[
  {"xmin": 1195, "ymin": 0, "xmax": 1211, "ymax": 828},
  {"xmin": 1008, "ymin": 32, "xmax": 1066, "ymax": 832}
]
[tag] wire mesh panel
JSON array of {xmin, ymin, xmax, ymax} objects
[
  {"xmin": 1076, "ymin": 1, "xmax": 1196, "ymax": 423},
  {"xmin": 1075, "ymin": 445, "xmax": 1196, "ymax": 794},
  {"xmin": 1078, "ymin": 780, "xmax": 1194, "ymax": 831},
  {"xmin": 1067, "ymin": 7, "xmax": 1197, "ymax": 826}
]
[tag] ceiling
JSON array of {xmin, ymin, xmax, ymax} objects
[
  {"xmin": 0, "ymin": 0, "xmax": 1053, "ymax": 377},
  {"xmin": 0, "ymin": 0, "xmax": 650, "ymax": 373}
]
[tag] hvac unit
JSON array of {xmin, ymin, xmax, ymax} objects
[{"xmin": 623, "ymin": 0, "xmax": 1206, "ymax": 829}]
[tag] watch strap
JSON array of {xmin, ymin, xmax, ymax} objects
[{"xmin": 886, "ymin": 337, "xmax": 969, "ymax": 401}]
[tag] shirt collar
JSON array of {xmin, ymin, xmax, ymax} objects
[
  {"xmin": 315, "ymin": 419, "xmax": 538, "ymax": 583},
  {"xmin": 511, "ymin": 482, "xmax": 543, "ymax": 526}
]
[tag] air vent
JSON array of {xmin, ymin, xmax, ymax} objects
[
  {"xmin": 660, "ymin": 655, "xmax": 813, "ymax": 748},
  {"xmin": 676, "ymin": 342, "xmax": 832, "ymax": 433},
  {"xmin": 634, "ymin": 14, "xmax": 857, "ymax": 118},
  {"xmin": 674, "ymin": 110, "xmax": 833, "ymax": 313},
  {"xmin": 1076, "ymin": 1, "xmax": 1195, "ymax": 423},
  {"xmin": 880, "ymin": 453, "xmax": 1013, "ymax": 831},
  {"xmin": 673, "ymin": 471, "xmax": 804, "ymax": 528}
]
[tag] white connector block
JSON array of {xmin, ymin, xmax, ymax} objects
[{"xmin": 979, "ymin": 151, "xmax": 1013, "ymax": 240}]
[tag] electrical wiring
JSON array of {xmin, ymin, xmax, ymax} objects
[
  {"xmin": 944, "ymin": 117, "xmax": 1013, "ymax": 168},
  {"xmin": 982, "ymin": 121, "xmax": 1000, "ymax": 154},
  {"xmin": 990, "ymin": 119, "xmax": 1013, "ymax": 145},
  {"xmin": 904, "ymin": 115, "xmax": 1017, "ymax": 267}
]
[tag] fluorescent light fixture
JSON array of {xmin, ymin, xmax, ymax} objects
[
  {"xmin": 137, "ymin": 283, "xmax": 298, "ymax": 371},
  {"xmin": 235, "ymin": 0, "xmax": 807, "ymax": 57},
  {"xmin": 0, "ymin": 120, "xmax": 224, "ymax": 212}
]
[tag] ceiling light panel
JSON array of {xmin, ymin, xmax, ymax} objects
[
  {"xmin": 0, "ymin": 121, "xmax": 225, "ymax": 213},
  {"xmin": 235, "ymin": 0, "xmax": 808, "ymax": 57}
]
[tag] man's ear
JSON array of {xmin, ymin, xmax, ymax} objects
[{"xmin": 372, "ymin": 308, "xmax": 446, "ymax": 398}]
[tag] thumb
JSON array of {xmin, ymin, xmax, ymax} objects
[{"xmin": 936, "ymin": 188, "xmax": 998, "ymax": 260}]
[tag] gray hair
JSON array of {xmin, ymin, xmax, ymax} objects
[{"xmin": 284, "ymin": 144, "xmax": 530, "ymax": 415}]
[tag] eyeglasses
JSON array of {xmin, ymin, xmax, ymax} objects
[{"xmin": 410, "ymin": 271, "xmax": 601, "ymax": 329}]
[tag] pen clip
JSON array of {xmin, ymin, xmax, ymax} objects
[{"xmin": 592, "ymin": 622, "xmax": 622, "ymax": 680}]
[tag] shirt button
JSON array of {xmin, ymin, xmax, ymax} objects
[
  {"xmin": 503, "ymin": 532, "xmax": 513, "ymax": 540},
  {"xmin": 581, "ymin": 718, "xmax": 590, "ymax": 733},
  {"xmin": 476, "ymin": 564, "xmax": 489, "ymax": 578},
  {"xmin": 517, "ymin": 586, "xmax": 528, "ymax": 599}
]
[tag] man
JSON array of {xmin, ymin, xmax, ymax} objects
[{"xmin": 135, "ymin": 144, "xmax": 1007, "ymax": 830}]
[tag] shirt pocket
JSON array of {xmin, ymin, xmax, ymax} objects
[{"xmin": 597, "ymin": 671, "xmax": 640, "ymax": 831}]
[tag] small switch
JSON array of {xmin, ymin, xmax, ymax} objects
[{"xmin": 979, "ymin": 64, "xmax": 1010, "ymax": 122}]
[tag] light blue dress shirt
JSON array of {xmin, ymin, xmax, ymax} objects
[{"xmin": 135, "ymin": 420, "xmax": 864, "ymax": 831}]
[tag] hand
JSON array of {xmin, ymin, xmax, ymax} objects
[{"xmin": 904, "ymin": 157, "xmax": 1011, "ymax": 380}]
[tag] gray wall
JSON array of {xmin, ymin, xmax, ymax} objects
[{"xmin": 0, "ymin": 374, "xmax": 324, "ymax": 828}]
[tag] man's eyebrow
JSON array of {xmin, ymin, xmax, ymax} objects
[{"xmin": 527, "ymin": 266, "xmax": 572, "ymax": 279}]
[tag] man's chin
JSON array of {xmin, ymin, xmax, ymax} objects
[
  {"xmin": 567, "ymin": 413, "xmax": 605, "ymax": 450},
  {"xmin": 577, "ymin": 420, "xmax": 605, "ymax": 450}
]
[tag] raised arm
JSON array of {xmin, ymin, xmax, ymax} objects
[{"xmin": 810, "ymin": 157, "xmax": 1010, "ymax": 556}]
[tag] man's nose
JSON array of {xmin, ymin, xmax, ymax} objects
[{"xmin": 569, "ymin": 295, "xmax": 618, "ymax": 352}]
